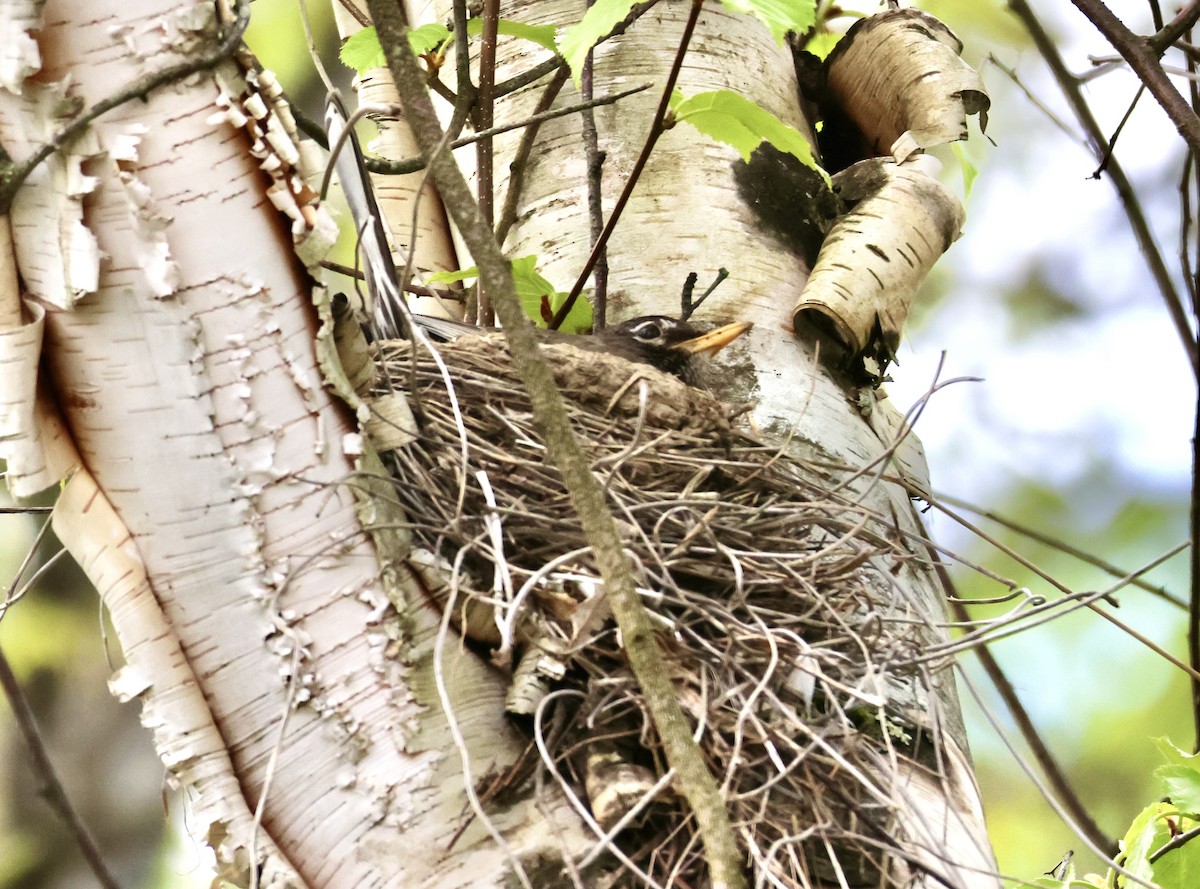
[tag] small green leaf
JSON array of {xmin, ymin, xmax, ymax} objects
[
  {"xmin": 467, "ymin": 17, "xmax": 557, "ymax": 52},
  {"xmin": 341, "ymin": 28, "xmax": 385, "ymax": 75},
  {"xmin": 1120, "ymin": 802, "xmax": 1172, "ymax": 885},
  {"xmin": 511, "ymin": 256, "xmax": 593, "ymax": 333},
  {"xmin": 409, "ymin": 22, "xmax": 452, "ymax": 56},
  {"xmin": 1157, "ymin": 765, "xmax": 1200, "ymax": 814},
  {"xmin": 952, "ymin": 142, "xmax": 979, "ymax": 201},
  {"xmin": 717, "ymin": 0, "xmax": 816, "ymax": 44},
  {"xmin": 426, "ymin": 265, "xmax": 480, "ymax": 285},
  {"xmin": 1156, "ymin": 738, "xmax": 1200, "ymax": 769},
  {"xmin": 1154, "ymin": 813, "xmax": 1200, "ymax": 889},
  {"xmin": 672, "ymin": 89, "xmax": 829, "ymax": 185},
  {"xmin": 557, "ymin": 0, "xmax": 634, "ymax": 86},
  {"xmin": 427, "ymin": 258, "xmax": 593, "ymax": 333},
  {"xmin": 804, "ymin": 30, "xmax": 841, "ymax": 60},
  {"xmin": 340, "ymin": 25, "xmax": 451, "ymax": 75}
]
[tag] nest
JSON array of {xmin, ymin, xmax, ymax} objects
[{"xmin": 373, "ymin": 334, "xmax": 950, "ymax": 888}]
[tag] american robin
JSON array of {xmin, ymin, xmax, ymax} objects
[
  {"xmin": 408, "ymin": 314, "xmax": 752, "ymax": 388},
  {"xmin": 324, "ymin": 96, "xmax": 750, "ymax": 385}
]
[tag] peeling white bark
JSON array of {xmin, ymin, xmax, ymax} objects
[
  {"xmin": 794, "ymin": 156, "xmax": 965, "ymax": 365},
  {"xmin": 1, "ymin": 1, "xmax": 584, "ymax": 886},
  {"xmin": 826, "ymin": 7, "xmax": 990, "ymax": 163}
]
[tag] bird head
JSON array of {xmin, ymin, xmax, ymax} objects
[{"xmin": 604, "ymin": 316, "xmax": 753, "ymax": 384}]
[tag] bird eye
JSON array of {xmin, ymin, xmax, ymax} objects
[{"xmin": 631, "ymin": 320, "xmax": 663, "ymax": 340}]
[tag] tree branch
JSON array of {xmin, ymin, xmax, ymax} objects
[
  {"xmin": 0, "ymin": 645, "xmax": 123, "ymax": 889},
  {"xmin": 1068, "ymin": 0, "xmax": 1200, "ymax": 157},
  {"xmin": 1008, "ymin": 0, "xmax": 1198, "ymax": 376},
  {"xmin": 364, "ymin": 3, "xmax": 746, "ymax": 885},
  {"xmin": 550, "ymin": 0, "xmax": 705, "ymax": 330}
]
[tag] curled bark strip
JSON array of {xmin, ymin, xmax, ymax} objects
[
  {"xmin": 792, "ymin": 157, "xmax": 964, "ymax": 370},
  {"xmin": 825, "ymin": 8, "xmax": 989, "ymax": 163}
]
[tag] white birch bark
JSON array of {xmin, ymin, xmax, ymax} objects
[{"xmin": 1, "ymin": 1, "xmax": 584, "ymax": 887}]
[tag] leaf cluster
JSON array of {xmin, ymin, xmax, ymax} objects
[{"xmin": 1029, "ymin": 739, "xmax": 1200, "ymax": 889}]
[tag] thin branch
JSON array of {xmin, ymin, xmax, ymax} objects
[
  {"xmin": 944, "ymin": 594, "xmax": 1113, "ymax": 853},
  {"xmin": 475, "ymin": 0, "xmax": 501, "ymax": 325},
  {"xmin": 496, "ymin": 68, "xmax": 571, "ymax": 244},
  {"xmin": 1193, "ymin": 357, "xmax": 1200, "ymax": 750},
  {"xmin": 580, "ymin": 0, "xmax": 609, "ymax": 329},
  {"xmin": 0, "ymin": 645, "xmax": 123, "ymax": 889},
  {"xmin": 1150, "ymin": 0, "xmax": 1200, "ymax": 54},
  {"xmin": 936, "ymin": 491, "xmax": 1186, "ymax": 608},
  {"xmin": 1008, "ymin": 0, "xmax": 1198, "ymax": 377},
  {"xmin": 1149, "ymin": 821, "xmax": 1200, "ymax": 862},
  {"xmin": 492, "ymin": 0, "xmax": 661, "ymax": 99},
  {"xmin": 295, "ymin": 85, "xmax": 648, "ymax": 174},
  {"xmin": 366, "ymin": 3, "xmax": 746, "ymax": 884},
  {"xmin": 1091, "ymin": 84, "xmax": 1144, "ymax": 177},
  {"xmin": 1068, "ymin": 0, "xmax": 1200, "ymax": 158},
  {"xmin": 0, "ymin": 0, "xmax": 249, "ymax": 212},
  {"xmin": 550, "ymin": 0, "xmax": 705, "ymax": 331}
]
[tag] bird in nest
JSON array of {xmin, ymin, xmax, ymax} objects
[
  {"xmin": 408, "ymin": 313, "xmax": 752, "ymax": 389},
  {"xmin": 324, "ymin": 95, "xmax": 752, "ymax": 385}
]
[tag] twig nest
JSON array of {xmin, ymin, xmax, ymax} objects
[
  {"xmin": 447, "ymin": 333, "xmax": 734, "ymax": 435},
  {"xmin": 369, "ymin": 333, "xmax": 943, "ymax": 887}
]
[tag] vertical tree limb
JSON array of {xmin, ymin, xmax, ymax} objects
[{"xmin": 366, "ymin": 2, "xmax": 746, "ymax": 884}]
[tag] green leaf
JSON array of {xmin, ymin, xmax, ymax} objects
[
  {"xmin": 1154, "ymin": 814, "xmax": 1200, "ymax": 889},
  {"xmin": 1156, "ymin": 737, "xmax": 1200, "ymax": 769},
  {"xmin": 717, "ymin": 0, "xmax": 816, "ymax": 44},
  {"xmin": 340, "ymin": 25, "xmax": 451, "ymax": 75},
  {"xmin": 557, "ymin": 0, "xmax": 634, "ymax": 86},
  {"xmin": 952, "ymin": 142, "xmax": 979, "ymax": 201},
  {"xmin": 427, "ymin": 258, "xmax": 593, "ymax": 333},
  {"xmin": 1158, "ymin": 765, "xmax": 1200, "ymax": 814},
  {"xmin": 341, "ymin": 28, "xmax": 385, "ymax": 75},
  {"xmin": 1121, "ymin": 802, "xmax": 1173, "ymax": 885},
  {"xmin": 426, "ymin": 265, "xmax": 480, "ymax": 285},
  {"xmin": 409, "ymin": 22, "xmax": 452, "ymax": 56},
  {"xmin": 804, "ymin": 30, "xmax": 841, "ymax": 60},
  {"xmin": 510, "ymin": 256, "xmax": 593, "ymax": 333},
  {"xmin": 671, "ymin": 89, "xmax": 829, "ymax": 185},
  {"xmin": 467, "ymin": 17, "xmax": 557, "ymax": 52}
]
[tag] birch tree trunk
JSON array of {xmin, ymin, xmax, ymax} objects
[{"xmin": 0, "ymin": 0, "xmax": 996, "ymax": 886}]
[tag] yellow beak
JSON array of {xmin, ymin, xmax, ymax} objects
[{"xmin": 671, "ymin": 321, "xmax": 753, "ymax": 356}]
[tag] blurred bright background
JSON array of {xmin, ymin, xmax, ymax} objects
[{"xmin": 1, "ymin": 0, "xmax": 1196, "ymax": 886}]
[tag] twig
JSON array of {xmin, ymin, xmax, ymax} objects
[
  {"xmin": 496, "ymin": 69, "xmax": 571, "ymax": 244},
  {"xmin": 366, "ymin": 4, "xmax": 747, "ymax": 885},
  {"xmin": 1068, "ymin": 0, "xmax": 1200, "ymax": 161},
  {"xmin": 0, "ymin": 645, "xmax": 123, "ymax": 889},
  {"xmin": 1149, "ymin": 821, "xmax": 1200, "ymax": 862},
  {"xmin": 296, "ymin": 85, "xmax": 647, "ymax": 175},
  {"xmin": 550, "ymin": 0, "xmax": 706, "ymax": 331},
  {"xmin": 936, "ymin": 491, "xmax": 1185, "ymax": 608},
  {"xmin": 1192, "ymin": 367, "xmax": 1200, "ymax": 750},
  {"xmin": 1091, "ymin": 84, "xmax": 1143, "ymax": 178},
  {"xmin": 944, "ymin": 593, "xmax": 1113, "ymax": 853},
  {"xmin": 957, "ymin": 666, "xmax": 1159, "ymax": 889},
  {"xmin": 580, "ymin": 0, "xmax": 609, "ymax": 329},
  {"xmin": 491, "ymin": 0, "xmax": 661, "ymax": 99},
  {"xmin": 0, "ymin": 0, "xmax": 249, "ymax": 212},
  {"xmin": 476, "ymin": 0, "xmax": 501, "ymax": 325},
  {"xmin": 1008, "ymin": 0, "xmax": 1198, "ymax": 377},
  {"xmin": 1150, "ymin": 0, "xmax": 1200, "ymax": 54}
]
